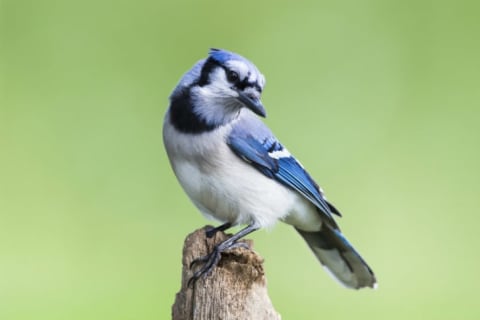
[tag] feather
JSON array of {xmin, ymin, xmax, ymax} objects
[{"xmin": 227, "ymin": 113, "xmax": 340, "ymax": 224}]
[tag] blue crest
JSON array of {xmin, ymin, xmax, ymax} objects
[{"xmin": 209, "ymin": 48, "xmax": 248, "ymax": 65}]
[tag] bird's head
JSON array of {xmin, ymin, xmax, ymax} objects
[{"xmin": 170, "ymin": 49, "xmax": 266, "ymax": 131}]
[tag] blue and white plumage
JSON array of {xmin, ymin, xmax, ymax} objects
[{"xmin": 163, "ymin": 49, "xmax": 376, "ymax": 289}]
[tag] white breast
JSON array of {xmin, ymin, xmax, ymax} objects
[{"xmin": 163, "ymin": 116, "xmax": 318, "ymax": 228}]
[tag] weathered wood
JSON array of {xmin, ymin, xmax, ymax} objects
[{"xmin": 172, "ymin": 226, "xmax": 281, "ymax": 320}]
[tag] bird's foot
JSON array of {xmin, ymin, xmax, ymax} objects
[
  {"xmin": 188, "ymin": 240, "xmax": 249, "ymax": 287},
  {"xmin": 205, "ymin": 222, "xmax": 232, "ymax": 238}
]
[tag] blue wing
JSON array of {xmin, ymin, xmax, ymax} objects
[{"xmin": 227, "ymin": 114, "xmax": 341, "ymax": 224}]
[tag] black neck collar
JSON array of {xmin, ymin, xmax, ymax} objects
[{"xmin": 169, "ymin": 88, "xmax": 218, "ymax": 134}]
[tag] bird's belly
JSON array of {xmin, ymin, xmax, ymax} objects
[
  {"xmin": 172, "ymin": 152, "xmax": 298, "ymax": 228},
  {"xmin": 164, "ymin": 122, "xmax": 322, "ymax": 229}
]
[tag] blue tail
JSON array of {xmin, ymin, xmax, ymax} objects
[{"xmin": 296, "ymin": 224, "xmax": 376, "ymax": 289}]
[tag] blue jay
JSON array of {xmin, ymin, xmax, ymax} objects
[{"xmin": 163, "ymin": 49, "xmax": 376, "ymax": 289}]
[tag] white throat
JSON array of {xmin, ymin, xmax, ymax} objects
[{"xmin": 190, "ymin": 84, "xmax": 242, "ymax": 127}]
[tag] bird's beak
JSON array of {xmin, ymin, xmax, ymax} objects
[{"xmin": 236, "ymin": 90, "xmax": 266, "ymax": 118}]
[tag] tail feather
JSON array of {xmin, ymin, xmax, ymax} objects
[{"xmin": 296, "ymin": 224, "xmax": 377, "ymax": 289}]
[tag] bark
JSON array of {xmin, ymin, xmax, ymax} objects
[{"xmin": 172, "ymin": 226, "xmax": 281, "ymax": 320}]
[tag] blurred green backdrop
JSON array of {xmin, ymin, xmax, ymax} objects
[{"xmin": 1, "ymin": 0, "xmax": 479, "ymax": 319}]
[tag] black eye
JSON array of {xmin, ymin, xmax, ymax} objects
[{"xmin": 226, "ymin": 70, "xmax": 239, "ymax": 83}]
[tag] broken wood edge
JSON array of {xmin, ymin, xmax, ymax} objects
[{"xmin": 172, "ymin": 226, "xmax": 281, "ymax": 320}]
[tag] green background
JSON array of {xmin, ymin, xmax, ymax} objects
[{"xmin": 2, "ymin": 1, "xmax": 479, "ymax": 319}]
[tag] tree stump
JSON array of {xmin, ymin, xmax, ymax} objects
[{"xmin": 172, "ymin": 226, "xmax": 281, "ymax": 320}]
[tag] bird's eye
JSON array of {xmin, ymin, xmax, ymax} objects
[{"xmin": 226, "ymin": 70, "xmax": 240, "ymax": 83}]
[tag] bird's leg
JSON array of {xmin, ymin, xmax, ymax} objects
[
  {"xmin": 188, "ymin": 224, "xmax": 259, "ymax": 287},
  {"xmin": 205, "ymin": 222, "xmax": 232, "ymax": 238}
]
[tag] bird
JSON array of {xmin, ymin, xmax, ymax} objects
[{"xmin": 163, "ymin": 48, "xmax": 377, "ymax": 289}]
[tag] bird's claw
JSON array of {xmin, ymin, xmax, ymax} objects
[{"xmin": 187, "ymin": 240, "xmax": 250, "ymax": 287}]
